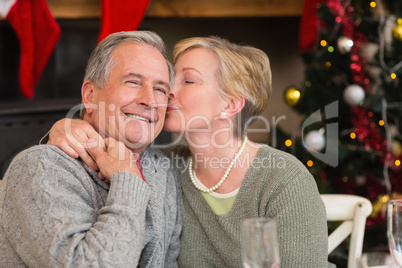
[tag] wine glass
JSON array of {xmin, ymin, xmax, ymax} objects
[
  {"xmin": 388, "ymin": 200, "xmax": 402, "ymax": 267},
  {"xmin": 241, "ymin": 218, "xmax": 280, "ymax": 268}
]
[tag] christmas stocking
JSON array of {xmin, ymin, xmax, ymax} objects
[
  {"xmin": 98, "ymin": 0, "xmax": 151, "ymax": 43},
  {"xmin": 299, "ymin": 0, "xmax": 322, "ymax": 52},
  {"xmin": 0, "ymin": 0, "xmax": 61, "ymax": 99}
]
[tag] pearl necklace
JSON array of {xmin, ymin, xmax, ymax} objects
[{"xmin": 189, "ymin": 137, "xmax": 248, "ymax": 193}]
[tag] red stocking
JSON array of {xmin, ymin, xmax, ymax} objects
[
  {"xmin": 4, "ymin": 0, "xmax": 61, "ymax": 99},
  {"xmin": 98, "ymin": 0, "xmax": 151, "ymax": 43}
]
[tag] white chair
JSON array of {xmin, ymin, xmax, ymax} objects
[{"xmin": 321, "ymin": 194, "xmax": 373, "ymax": 268}]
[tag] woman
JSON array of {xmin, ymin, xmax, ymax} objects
[{"xmin": 46, "ymin": 36, "xmax": 332, "ymax": 267}]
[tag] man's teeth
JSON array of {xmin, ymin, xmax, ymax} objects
[{"xmin": 126, "ymin": 114, "xmax": 151, "ymax": 123}]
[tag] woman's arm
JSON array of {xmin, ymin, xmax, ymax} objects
[
  {"xmin": 44, "ymin": 118, "xmax": 104, "ymax": 171},
  {"xmin": 268, "ymin": 171, "xmax": 329, "ymax": 267}
]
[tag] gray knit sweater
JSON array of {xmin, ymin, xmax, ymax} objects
[
  {"xmin": 174, "ymin": 144, "xmax": 334, "ymax": 268},
  {"xmin": 0, "ymin": 145, "xmax": 181, "ymax": 267}
]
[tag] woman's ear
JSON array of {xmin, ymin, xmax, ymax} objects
[
  {"xmin": 222, "ymin": 97, "xmax": 245, "ymax": 118},
  {"xmin": 81, "ymin": 81, "xmax": 95, "ymax": 114}
]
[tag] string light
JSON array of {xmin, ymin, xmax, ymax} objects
[
  {"xmin": 307, "ymin": 0, "xmax": 401, "ymax": 198},
  {"xmin": 328, "ymin": 46, "xmax": 334, "ymax": 52},
  {"xmin": 307, "ymin": 160, "xmax": 313, "ymax": 167},
  {"xmin": 325, "ymin": 61, "xmax": 332, "ymax": 68},
  {"xmin": 285, "ymin": 139, "xmax": 292, "ymax": 147}
]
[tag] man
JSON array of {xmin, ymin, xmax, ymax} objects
[{"xmin": 0, "ymin": 31, "xmax": 181, "ymax": 267}]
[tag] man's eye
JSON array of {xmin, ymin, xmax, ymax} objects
[
  {"xmin": 127, "ymin": 80, "xmax": 140, "ymax": 86},
  {"xmin": 155, "ymin": 88, "xmax": 167, "ymax": 95},
  {"xmin": 185, "ymin": 81, "xmax": 194, "ymax": 84}
]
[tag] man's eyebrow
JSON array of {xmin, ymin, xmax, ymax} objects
[{"xmin": 122, "ymin": 72, "xmax": 142, "ymax": 80}]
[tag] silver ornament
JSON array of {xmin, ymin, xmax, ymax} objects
[
  {"xmin": 337, "ymin": 36, "xmax": 354, "ymax": 54},
  {"xmin": 344, "ymin": 84, "xmax": 365, "ymax": 106}
]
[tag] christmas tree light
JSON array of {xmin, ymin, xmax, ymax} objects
[{"xmin": 282, "ymin": 0, "xmax": 402, "ymax": 261}]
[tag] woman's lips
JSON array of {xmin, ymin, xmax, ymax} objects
[{"xmin": 166, "ymin": 105, "xmax": 178, "ymax": 112}]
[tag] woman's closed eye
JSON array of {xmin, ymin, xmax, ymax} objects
[{"xmin": 181, "ymin": 71, "xmax": 202, "ymax": 85}]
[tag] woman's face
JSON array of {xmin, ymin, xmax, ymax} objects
[{"xmin": 164, "ymin": 48, "xmax": 227, "ymax": 135}]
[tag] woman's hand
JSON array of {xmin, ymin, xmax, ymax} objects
[
  {"xmin": 47, "ymin": 118, "xmax": 104, "ymax": 171},
  {"xmin": 86, "ymin": 138, "xmax": 141, "ymax": 181}
]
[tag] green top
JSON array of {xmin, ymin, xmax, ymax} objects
[
  {"xmin": 191, "ymin": 170, "xmax": 238, "ymax": 215},
  {"xmin": 201, "ymin": 192, "xmax": 237, "ymax": 215},
  {"xmin": 173, "ymin": 144, "xmax": 334, "ymax": 268}
]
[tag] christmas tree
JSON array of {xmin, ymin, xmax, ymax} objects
[{"xmin": 281, "ymin": 0, "xmax": 402, "ymax": 262}]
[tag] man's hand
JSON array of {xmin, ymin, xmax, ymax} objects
[
  {"xmin": 86, "ymin": 138, "xmax": 142, "ymax": 181},
  {"xmin": 48, "ymin": 118, "xmax": 104, "ymax": 171}
]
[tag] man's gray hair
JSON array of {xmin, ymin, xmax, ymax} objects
[{"xmin": 85, "ymin": 31, "xmax": 173, "ymax": 87}]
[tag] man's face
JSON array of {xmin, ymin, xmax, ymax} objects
[{"xmin": 86, "ymin": 42, "xmax": 170, "ymax": 152}]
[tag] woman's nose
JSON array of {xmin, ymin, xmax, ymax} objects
[{"xmin": 169, "ymin": 82, "xmax": 179, "ymax": 99}]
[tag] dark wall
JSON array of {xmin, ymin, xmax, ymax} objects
[
  {"xmin": 0, "ymin": 16, "xmax": 301, "ymax": 101},
  {"xmin": 0, "ymin": 19, "xmax": 99, "ymax": 100}
]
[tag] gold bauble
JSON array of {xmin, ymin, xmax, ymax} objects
[
  {"xmin": 392, "ymin": 140, "xmax": 402, "ymax": 157},
  {"xmin": 284, "ymin": 87, "xmax": 301, "ymax": 106},
  {"xmin": 393, "ymin": 24, "xmax": 402, "ymax": 41}
]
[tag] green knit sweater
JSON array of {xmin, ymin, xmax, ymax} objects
[{"xmin": 174, "ymin": 144, "xmax": 334, "ymax": 268}]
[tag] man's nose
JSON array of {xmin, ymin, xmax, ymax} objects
[{"xmin": 137, "ymin": 85, "xmax": 155, "ymax": 107}]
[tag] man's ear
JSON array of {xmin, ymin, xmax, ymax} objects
[
  {"xmin": 222, "ymin": 97, "xmax": 245, "ymax": 118},
  {"xmin": 81, "ymin": 81, "xmax": 95, "ymax": 114}
]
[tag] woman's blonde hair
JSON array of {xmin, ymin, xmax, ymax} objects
[{"xmin": 173, "ymin": 36, "xmax": 272, "ymax": 137}]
